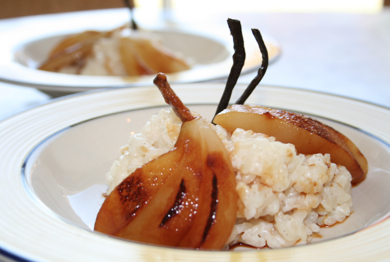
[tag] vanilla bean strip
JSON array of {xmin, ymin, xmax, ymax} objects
[
  {"xmin": 235, "ymin": 28, "xmax": 268, "ymax": 105},
  {"xmin": 212, "ymin": 18, "xmax": 245, "ymax": 122},
  {"xmin": 124, "ymin": 0, "xmax": 138, "ymax": 30}
]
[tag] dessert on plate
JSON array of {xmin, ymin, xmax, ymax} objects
[
  {"xmin": 39, "ymin": 26, "xmax": 191, "ymax": 76},
  {"xmin": 94, "ymin": 19, "xmax": 367, "ymax": 250}
]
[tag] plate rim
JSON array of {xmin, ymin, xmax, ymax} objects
[
  {"xmin": 0, "ymin": 8, "xmax": 281, "ymax": 93},
  {"xmin": 1, "ymin": 83, "xmax": 390, "ymax": 261}
]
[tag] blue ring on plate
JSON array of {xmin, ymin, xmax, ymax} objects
[{"xmin": 0, "ymin": 246, "xmax": 31, "ymax": 262}]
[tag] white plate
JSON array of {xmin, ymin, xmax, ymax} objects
[
  {"xmin": 1, "ymin": 83, "xmax": 390, "ymax": 261},
  {"xmin": 0, "ymin": 9, "xmax": 280, "ymax": 97}
]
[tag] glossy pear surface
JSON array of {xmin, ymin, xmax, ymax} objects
[
  {"xmin": 119, "ymin": 37, "xmax": 190, "ymax": 76},
  {"xmin": 95, "ymin": 117, "xmax": 237, "ymax": 249},
  {"xmin": 95, "ymin": 73, "xmax": 237, "ymax": 249}
]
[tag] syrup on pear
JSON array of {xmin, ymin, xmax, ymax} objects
[{"xmin": 95, "ymin": 73, "xmax": 237, "ymax": 249}]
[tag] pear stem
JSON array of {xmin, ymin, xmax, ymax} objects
[{"xmin": 154, "ymin": 73, "xmax": 196, "ymax": 123}]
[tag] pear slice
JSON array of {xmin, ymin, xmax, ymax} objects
[
  {"xmin": 94, "ymin": 147, "xmax": 184, "ymax": 236},
  {"xmin": 94, "ymin": 73, "xmax": 237, "ymax": 249},
  {"xmin": 153, "ymin": 73, "xmax": 237, "ymax": 249},
  {"xmin": 119, "ymin": 37, "xmax": 154, "ymax": 76},
  {"xmin": 127, "ymin": 37, "xmax": 190, "ymax": 74},
  {"xmin": 39, "ymin": 37, "xmax": 100, "ymax": 72},
  {"xmin": 177, "ymin": 121, "xmax": 237, "ymax": 249},
  {"xmin": 40, "ymin": 27, "xmax": 125, "ymax": 72},
  {"xmin": 39, "ymin": 31, "xmax": 107, "ymax": 72},
  {"xmin": 213, "ymin": 104, "xmax": 368, "ymax": 184},
  {"xmin": 47, "ymin": 31, "xmax": 103, "ymax": 58}
]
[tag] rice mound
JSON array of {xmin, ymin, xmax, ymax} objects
[{"xmin": 106, "ymin": 109, "xmax": 353, "ymax": 248}]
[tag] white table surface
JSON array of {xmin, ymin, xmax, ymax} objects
[
  {"xmin": 223, "ymin": 10, "xmax": 390, "ymax": 109},
  {"xmin": 0, "ymin": 8, "xmax": 389, "ymax": 121}
]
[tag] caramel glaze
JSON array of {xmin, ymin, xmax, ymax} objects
[
  {"xmin": 202, "ymin": 175, "xmax": 218, "ymax": 244},
  {"xmin": 228, "ymin": 212, "xmax": 354, "ymax": 250},
  {"xmin": 312, "ymin": 233, "xmax": 323, "ymax": 238},
  {"xmin": 117, "ymin": 175, "xmax": 149, "ymax": 220},
  {"xmin": 160, "ymin": 179, "xmax": 186, "ymax": 227},
  {"xmin": 229, "ymin": 104, "xmax": 347, "ymax": 151},
  {"xmin": 320, "ymin": 213, "xmax": 352, "ymax": 228},
  {"xmin": 229, "ymin": 242, "xmax": 269, "ymax": 250}
]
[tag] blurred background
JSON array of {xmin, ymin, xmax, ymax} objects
[
  {"xmin": 0, "ymin": 0, "xmax": 389, "ymax": 120},
  {"xmin": 0, "ymin": 0, "xmax": 388, "ymax": 18}
]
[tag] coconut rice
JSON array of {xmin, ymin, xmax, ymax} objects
[{"xmin": 106, "ymin": 108, "xmax": 353, "ymax": 249}]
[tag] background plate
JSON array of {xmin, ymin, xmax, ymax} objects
[{"xmin": 0, "ymin": 9, "xmax": 280, "ymax": 97}]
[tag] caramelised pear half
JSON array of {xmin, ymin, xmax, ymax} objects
[
  {"xmin": 213, "ymin": 104, "xmax": 368, "ymax": 184},
  {"xmin": 39, "ymin": 31, "xmax": 105, "ymax": 72},
  {"xmin": 95, "ymin": 73, "xmax": 237, "ymax": 249}
]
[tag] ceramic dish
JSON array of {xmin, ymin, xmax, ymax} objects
[
  {"xmin": 0, "ymin": 9, "xmax": 280, "ymax": 97},
  {"xmin": 1, "ymin": 83, "xmax": 390, "ymax": 261}
]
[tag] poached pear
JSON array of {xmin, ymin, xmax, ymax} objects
[
  {"xmin": 94, "ymin": 73, "xmax": 237, "ymax": 249},
  {"xmin": 213, "ymin": 104, "xmax": 368, "ymax": 184}
]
